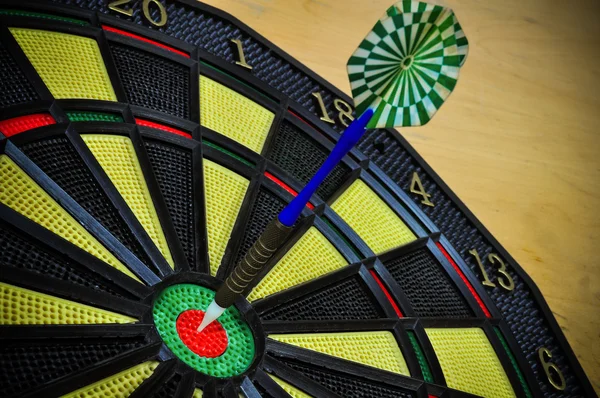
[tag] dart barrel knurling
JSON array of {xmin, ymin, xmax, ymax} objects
[{"xmin": 215, "ymin": 218, "xmax": 293, "ymax": 307}]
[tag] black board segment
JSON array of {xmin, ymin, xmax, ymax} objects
[
  {"xmin": 381, "ymin": 246, "xmax": 473, "ymax": 318},
  {"xmin": 108, "ymin": 42, "xmax": 191, "ymax": 119},
  {"xmin": 16, "ymin": 132, "xmax": 156, "ymax": 271},
  {"xmin": 143, "ymin": 137, "xmax": 196, "ymax": 270},
  {"xmin": 259, "ymin": 273, "xmax": 384, "ymax": 322},
  {"xmin": 0, "ymin": 328, "xmax": 148, "ymax": 398},
  {"xmin": 266, "ymin": 118, "xmax": 350, "ymax": 201},
  {"xmin": 0, "ymin": 40, "xmax": 38, "ymax": 108}
]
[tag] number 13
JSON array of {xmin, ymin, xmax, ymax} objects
[{"xmin": 468, "ymin": 249, "xmax": 515, "ymax": 291}]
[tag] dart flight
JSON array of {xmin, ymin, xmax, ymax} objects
[{"xmin": 347, "ymin": 0, "xmax": 469, "ymax": 128}]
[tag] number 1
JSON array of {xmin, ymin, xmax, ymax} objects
[
  {"xmin": 469, "ymin": 249, "xmax": 496, "ymax": 287},
  {"xmin": 231, "ymin": 39, "xmax": 253, "ymax": 70},
  {"xmin": 312, "ymin": 92, "xmax": 335, "ymax": 124}
]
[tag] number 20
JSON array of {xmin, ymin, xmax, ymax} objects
[{"xmin": 108, "ymin": 0, "xmax": 168, "ymax": 27}]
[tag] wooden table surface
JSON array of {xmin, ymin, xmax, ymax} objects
[{"xmin": 201, "ymin": 0, "xmax": 599, "ymax": 392}]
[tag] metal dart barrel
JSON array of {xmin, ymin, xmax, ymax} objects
[{"xmin": 214, "ymin": 217, "xmax": 293, "ymax": 308}]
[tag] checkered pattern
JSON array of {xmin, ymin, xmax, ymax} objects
[
  {"xmin": 347, "ymin": 1, "xmax": 468, "ymax": 128},
  {"xmin": 384, "ymin": 1, "xmax": 468, "ymax": 67}
]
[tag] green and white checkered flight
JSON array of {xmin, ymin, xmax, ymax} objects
[{"xmin": 347, "ymin": 0, "xmax": 469, "ymax": 128}]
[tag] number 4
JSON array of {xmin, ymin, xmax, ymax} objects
[{"xmin": 410, "ymin": 172, "xmax": 434, "ymax": 207}]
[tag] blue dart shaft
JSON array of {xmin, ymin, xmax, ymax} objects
[{"xmin": 278, "ymin": 108, "xmax": 374, "ymax": 227}]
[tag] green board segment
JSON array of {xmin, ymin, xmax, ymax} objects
[
  {"xmin": 494, "ymin": 327, "xmax": 533, "ymax": 398},
  {"xmin": 0, "ymin": 9, "xmax": 87, "ymax": 25},
  {"xmin": 66, "ymin": 111, "xmax": 124, "ymax": 123},
  {"xmin": 321, "ymin": 217, "xmax": 363, "ymax": 259},
  {"xmin": 202, "ymin": 140, "xmax": 255, "ymax": 168},
  {"xmin": 407, "ymin": 330, "xmax": 433, "ymax": 383}
]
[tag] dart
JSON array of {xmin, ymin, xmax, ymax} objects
[
  {"xmin": 200, "ymin": 0, "xmax": 471, "ymax": 332},
  {"xmin": 198, "ymin": 108, "xmax": 375, "ymax": 331}
]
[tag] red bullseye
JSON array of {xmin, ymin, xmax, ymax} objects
[{"xmin": 176, "ymin": 310, "xmax": 228, "ymax": 358}]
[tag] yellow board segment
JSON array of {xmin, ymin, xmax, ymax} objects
[
  {"xmin": 82, "ymin": 135, "xmax": 174, "ymax": 268},
  {"xmin": 330, "ymin": 179, "xmax": 416, "ymax": 254},
  {"xmin": 203, "ymin": 159, "xmax": 249, "ymax": 276},
  {"xmin": 269, "ymin": 331, "xmax": 410, "ymax": 375},
  {"xmin": 426, "ymin": 328, "xmax": 516, "ymax": 398},
  {"xmin": 268, "ymin": 374, "xmax": 312, "ymax": 398},
  {"xmin": 62, "ymin": 361, "xmax": 158, "ymax": 398},
  {"xmin": 193, "ymin": 389, "xmax": 203, "ymax": 398},
  {"xmin": 0, "ymin": 283, "xmax": 136, "ymax": 325},
  {"xmin": 200, "ymin": 75, "xmax": 274, "ymax": 153},
  {"xmin": 247, "ymin": 227, "xmax": 347, "ymax": 301},
  {"xmin": 0, "ymin": 155, "xmax": 138, "ymax": 280},
  {"xmin": 10, "ymin": 28, "xmax": 116, "ymax": 101}
]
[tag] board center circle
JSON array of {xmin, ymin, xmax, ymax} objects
[
  {"xmin": 176, "ymin": 309, "xmax": 228, "ymax": 358},
  {"xmin": 152, "ymin": 282, "xmax": 257, "ymax": 378}
]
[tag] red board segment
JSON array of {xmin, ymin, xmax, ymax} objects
[
  {"xmin": 176, "ymin": 309, "xmax": 228, "ymax": 358},
  {"xmin": 436, "ymin": 242, "xmax": 492, "ymax": 318},
  {"xmin": 135, "ymin": 118, "xmax": 191, "ymax": 139},
  {"xmin": 369, "ymin": 269, "xmax": 403, "ymax": 318},
  {"xmin": 264, "ymin": 171, "xmax": 315, "ymax": 210},
  {"xmin": 288, "ymin": 110, "xmax": 312, "ymax": 127},
  {"xmin": 0, "ymin": 113, "xmax": 56, "ymax": 137},
  {"xmin": 102, "ymin": 25, "xmax": 190, "ymax": 58}
]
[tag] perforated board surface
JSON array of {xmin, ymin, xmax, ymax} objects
[
  {"xmin": 0, "ymin": 40, "xmax": 38, "ymax": 107},
  {"xmin": 269, "ymin": 331, "xmax": 410, "ymax": 375},
  {"xmin": 0, "ymin": 282, "xmax": 135, "ymax": 325},
  {"xmin": 426, "ymin": 327, "xmax": 516, "ymax": 397},
  {"xmin": 0, "ymin": 154, "xmax": 136, "ymax": 280},
  {"xmin": 10, "ymin": 28, "xmax": 116, "ymax": 101},
  {"xmin": 18, "ymin": 135, "xmax": 154, "ymax": 270},
  {"xmin": 0, "ymin": 2, "xmax": 593, "ymax": 398},
  {"xmin": 248, "ymin": 227, "xmax": 348, "ymax": 301},
  {"xmin": 143, "ymin": 138, "xmax": 196, "ymax": 268},
  {"xmin": 277, "ymin": 357, "xmax": 415, "ymax": 398},
  {"xmin": 61, "ymin": 361, "xmax": 159, "ymax": 398},
  {"xmin": 330, "ymin": 179, "xmax": 416, "ymax": 254},
  {"xmin": 82, "ymin": 134, "xmax": 174, "ymax": 267},
  {"xmin": 268, "ymin": 374, "xmax": 312, "ymax": 398},
  {"xmin": 0, "ymin": 337, "xmax": 144, "ymax": 397},
  {"xmin": 109, "ymin": 43, "xmax": 190, "ymax": 119},
  {"xmin": 203, "ymin": 158, "xmax": 248, "ymax": 276},
  {"xmin": 200, "ymin": 75, "xmax": 274, "ymax": 153}
]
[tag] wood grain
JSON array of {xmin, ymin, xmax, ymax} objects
[{"xmin": 200, "ymin": 0, "xmax": 600, "ymax": 392}]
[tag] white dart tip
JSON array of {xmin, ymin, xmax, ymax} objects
[{"xmin": 197, "ymin": 300, "xmax": 225, "ymax": 332}]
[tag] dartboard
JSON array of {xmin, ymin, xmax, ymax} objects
[{"xmin": 0, "ymin": 1, "xmax": 595, "ymax": 398}]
